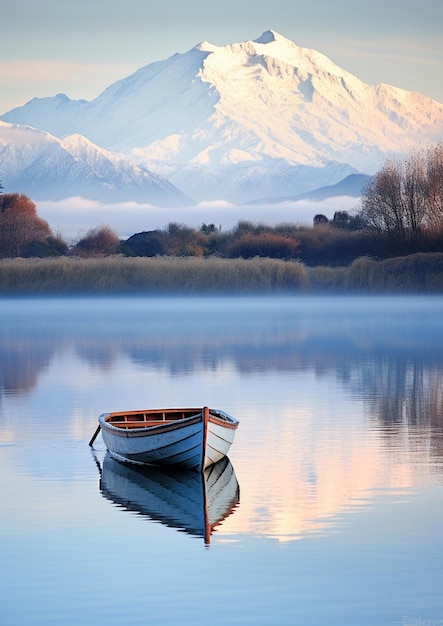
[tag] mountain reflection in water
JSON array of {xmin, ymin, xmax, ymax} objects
[{"xmin": 97, "ymin": 453, "xmax": 240, "ymax": 545}]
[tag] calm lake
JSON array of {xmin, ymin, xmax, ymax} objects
[{"xmin": 1, "ymin": 295, "xmax": 443, "ymax": 626}]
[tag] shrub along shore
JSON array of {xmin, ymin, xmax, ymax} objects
[{"xmin": 1, "ymin": 253, "xmax": 443, "ymax": 295}]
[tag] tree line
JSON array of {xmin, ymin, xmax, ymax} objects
[{"xmin": 1, "ymin": 143, "xmax": 442, "ymax": 265}]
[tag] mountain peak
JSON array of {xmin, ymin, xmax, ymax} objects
[
  {"xmin": 196, "ymin": 30, "xmax": 285, "ymax": 53},
  {"xmin": 2, "ymin": 30, "xmax": 443, "ymax": 204},
  {"xmin": 253, "ymin": 29, "xmax": 280, "ymax": 44}
]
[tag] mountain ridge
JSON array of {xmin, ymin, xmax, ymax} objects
[
  {"xmin": 0, "ymin": 121, "xmax": 190, "ymax": 205},
  {"xmin": 250, "ymin": 173, "xmax": 372, "ymax": 205},
  {"xmin": 1, "ymin": 30, "xmax": 443, "ymax": 204}
]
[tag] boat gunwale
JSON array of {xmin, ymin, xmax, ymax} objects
[
  {"xmin": 99, "ymin": 408, "xmax": 239, "ymax": 438},
  {"xmin": 99, "ymin": 411, "xmax": 202, "ymax": 437},
  {"xmin": 208, "ymin": 413, "xmax": 239, "ymax": 430}
]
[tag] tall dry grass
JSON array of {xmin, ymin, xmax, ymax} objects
[
  {"xmin": 0, "ymin": 256, "xmax": 309, "ymax": 294},
  {"xmin": 346, "ymin": 253, "xmax": 443, "ymax": 292},
  {"xmin": 1, "ymin": 253, "xmax": 443, "ymax": 294},
  {"xmin": 306, "ymin": 265, "xmax": 348, "ymax": 292}
]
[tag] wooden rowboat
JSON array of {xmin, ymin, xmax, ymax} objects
[
  {"xmin": 92, "ymin": 406, "xmax": 239, "ymax": 472},
  {"xmin": 99, "ymin": 453, "xmax": 240, "ymax": 545}
]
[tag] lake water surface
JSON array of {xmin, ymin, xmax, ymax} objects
[{"xmin": 1, "ymin": 295, "xmax": 443, "ymax": 626}]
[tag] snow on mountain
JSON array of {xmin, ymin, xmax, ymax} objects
[
  {"xmin": 0, "ymin": 121, "xmax": 190, "ymax": 205},
  {"xmin": 1, "ymin": 93, "xmax": 89, "ymax": 139},
  {"xmin": 2, "ymin": 29, "xmax": 443, "ymax": 203}
]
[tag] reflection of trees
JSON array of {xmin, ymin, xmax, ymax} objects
[
  {"xmin": 0, "ymin": 337, "xmax": 121, "ymax": 396},
  {"xmin": 343, "ymin": 355, "xmax": 443, "ymax": 469},
  {"xmin": 346, "ymin": 356, "xmax": 443, "ymax": 428},
  {"xmin": 125, "ymin": 332, "xmax": 304, "ymax": 375},
  {"xmin": 0, "ymin": 340, "xmax": 54, "ymax": 394},
  {"xmin": 74, "ymin": 342, "xmax": 118, "ymax": 370}
]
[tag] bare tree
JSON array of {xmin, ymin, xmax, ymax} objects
[
  {"xmin": 426, "ymin": 142, "xmax": 443, "ymax": 229},
  {"xmin": 361, "ymin": 160, "xmax": 408, "ymax": 245},
  {"xmin": 360, "ymin": 143, "xmax": 443, "ymax": 250},
  {"xmin": 402, "ymin": 148, "xmax": 427, "ymax": 243}
]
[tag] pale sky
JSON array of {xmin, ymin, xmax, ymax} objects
[{"xmin": 1, "ymin": 0, "xmax": 442, "ymax": 115}]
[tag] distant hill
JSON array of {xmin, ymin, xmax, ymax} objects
[{"xmin": 253, "ymin": 174, "xmax": 372, "ymax": 204}]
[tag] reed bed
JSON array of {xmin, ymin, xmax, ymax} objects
[
  {"xmin": 0, "ymin": 256, "xmax": 309, "ymax": 294},
  {"xmin": 1, "ymin": 253, "xmax": 443, "ymax": 295},
  {"xmin": 306, "ymin": 265, "xmax": 348, "ymax": 291},
  {"xmin": 346, "ymin": 253, "xmax": 443, "ymax": 292}
]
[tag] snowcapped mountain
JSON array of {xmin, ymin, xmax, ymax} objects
[
  {"xmin": 2, "ymin": 30, "xmax": 443, "ymax": 204},
  {"xmin": 0, "ymin": 121, "xmax": 190, "ymax": 205}
]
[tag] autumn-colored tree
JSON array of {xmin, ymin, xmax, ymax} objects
[
  {"xmin": 228, "ymin": 232, "xmax": 299, "ymax": 259},
  {"xmin": 163, "ymin": 222, "xmax": 207, "ymax": 256},
  {"xmin": 72, "ymin": 225, "xmax": 120, "ymax": 257},
  {"xmin": 0, "ymin": 193, "xmax": 54, "ymax": 257}
]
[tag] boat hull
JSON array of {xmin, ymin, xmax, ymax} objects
[{"xmin": 98, "ymin": 407, "xmax": 238, "ymax": 472}]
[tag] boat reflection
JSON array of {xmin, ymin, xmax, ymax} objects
[{"xmin": 98, "ymin": 453, "xmax": 240, "ymax": 545}]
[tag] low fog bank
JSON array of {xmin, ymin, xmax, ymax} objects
[{"xmin": 37, "ymin": 196, "xmax": 358, "ymax": 241}]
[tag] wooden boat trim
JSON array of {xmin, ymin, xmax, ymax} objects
[
  {"xmin": 208, "ymin": 414, "xmax": 239, "ymax": 430},
  {"xmin": 100, "ymin": 408, "xmax": 238, "ymax": 433},
  {"xmin": 103, "ymin": 408, "xmax": 202, "ymax": 421},
  {"xmin": 201, "ymin": 406, "xmax": 209, "ymax": 473},
  {"xmin": 100, "ymin": 412, "xmax": 202, "ymax": 438}
]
